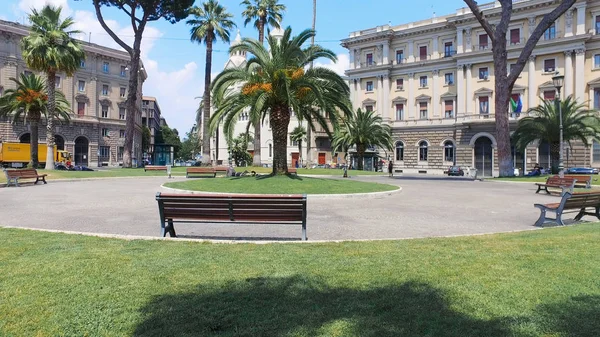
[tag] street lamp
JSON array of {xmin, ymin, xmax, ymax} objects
[{"xmin": 552, "ymin": 72, "xmax": 565, "ymax": 177}]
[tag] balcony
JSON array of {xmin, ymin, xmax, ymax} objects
[
  {"xmin": 443, "ymin": 50, "xmax": 457, "ymax": 58},
  {"xmin": 473, "ymin": 44, "xmax": 490, "ymax": 51},
  {"xmin": 393, "ymin": 58, "xmax": 408, "ymax": 65},
  {"xmin": 360, "ymin": 61, "xmax": 378, "ymax": 68},
  {"xmin": 508, "ymin": 38, "xmax": 525, "ymax": 46},
  {"xmin": 543, "ymin": 30, "xmax": 562, "ymax": 41}
]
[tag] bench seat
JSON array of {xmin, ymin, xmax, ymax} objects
[
  {"xmin": 4, "ymin": 168, "xmax": 47, "ymax": 187},
  {"xmin": 186, "ymin": 167, "xmax": 216, "ymax": 178},
  {"xmin": 534, "ymin": 191, "xmax": 600, "ymax": 226},
  {"xmin": 535, "ymin": 176, "xmax": 576, "ymax": 195},
  {"xmin": 144, "ymin": 165, "xmax": 167, "ymax": 172}
]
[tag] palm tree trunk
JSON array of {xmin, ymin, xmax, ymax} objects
[
  {"xmin": 357, "ymin": 144, "xmax": 365, "ymax": 170},
  {"xmin": 30, "ymin": 116, "xmax": 40, "ymax": 169},
  {"xmin": 305, "ymin": 0, "xmax": 316, "ymax": 166},
  {"xmin": 271, "ymin": 105, "xmax": 291, "ymax": 174},
  {"xmin": 252, "ymin": 20, "xmax": 265, "ymax": 167},
  {"xmin": 298, "ymin": 141, "xmax": 302, "ymax": 167},
  {"xmin": 202, "ymin": 36, "xmax": 213, "ymax": 165},
  {"xmin": 45, "ymin": 70, "xmax": 56, "ymax": 170}
]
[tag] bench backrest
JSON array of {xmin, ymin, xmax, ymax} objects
[
  {"xmin": 5, "ymin": 168, "xmax": 38, "ymax": 178},
  {"xmin": 562, "ymin": 175, "xmax": 592, "ymax": 183},
  {"xmin": 156, "ymin": 193, "xmax": 306, "ymax": 223},
  {"xmin": 187, "ymin": 167, "xmax": 215, "ymax": 173},
  {"xmin": 545, "ymin": 176, "xmax": 577, "ymax": 186},
  {"xmin": 145, "ymin": 165, "xmax": 167, "ymax": 169},
  {"xmin": 215, "ymin": 166, "xmax": 229, "ymax": 172},
  {"xmin": 564, "ymin": 192, "xmax": 600, "ymax": 208}
]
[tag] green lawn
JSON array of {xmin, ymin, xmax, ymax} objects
[
  {"xmin": 493, "ymin": 175, "xmax": 600, "ymax": 185},
  {"xmin": 164, "ymin": 175, "xmax": 398, "ymax": 194},
  {"xmin": 1, "ymin": 225, "xmax": 599, "ymax": 336}
]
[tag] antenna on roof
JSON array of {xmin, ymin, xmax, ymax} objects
[{"xmin": 432, "ymin": 5, "xmax": 436, "ymax": 18}]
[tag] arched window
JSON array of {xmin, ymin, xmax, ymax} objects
[
  {"xmin": 444, "ymin": 140, "xmax": 455, "ymax": 162},
  {"xmin": 395, "ymin": 141, "xmax": 404, "ymax": 161},
  {"xmin": 419, "ymin": 141, "xmax": 428, "ymax": 161}
]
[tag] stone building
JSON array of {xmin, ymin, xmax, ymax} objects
[
  {"xmin": 142, "ymin": 96, "xmax": 162, "ymax": 160},
  {"xmin": 342, "ymin": 0, "xmax": 600, "ymax": 176},
  {"xmin": 0, "ymin": 19, "xmax": 146, "ymax": 167}
]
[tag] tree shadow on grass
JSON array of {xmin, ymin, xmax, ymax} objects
[{"xmin": 133, "ymin": 275, "xmax": 509, "ymax": 337}]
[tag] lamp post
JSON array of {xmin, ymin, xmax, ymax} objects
[{"xmin": 552, "ymin": 73, "xmax": 565, "ymax": 177}]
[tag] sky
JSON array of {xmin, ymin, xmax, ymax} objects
[{"xmin": 3, "ymin": 0, "xmax": 466, "ymax": 138}]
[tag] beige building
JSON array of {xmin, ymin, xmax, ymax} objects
[
  {"xmin": 0, "ymin": 19, "xmax": 146, "ymax": 167},
  {"xmin": 342, "ymin": 0, "xmax": 600, "ymax": 176}
]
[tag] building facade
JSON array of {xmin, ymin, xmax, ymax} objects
[
  {"xmin": 0, "ymin": 19, "xmax": 146, "ymax": 167},
  {"xmin": 142, "ymin": 96, "xmax": 162, "ymax": 160},
  {"xmin": 342, "ymin": 0, "xmax": 600, "ymax": 176}
]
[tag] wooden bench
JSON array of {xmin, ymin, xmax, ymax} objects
[
  {"xmin": 4, "ymin": 168, "xmax": 47, "ymax": 187},
  {"xmin": 535, "ymin": 176, "xmax": 576, "ymax": 195},
  {"xmin": 215, "ymin": 166, "xmax": 229, "ymax": 176},
  {"xmin": 563, "ymin": 175, "xmax": 593, "ymax": 189},
  {"xmin": 287, "ymin": 168, "xmax": 297, "ymax": 175},
  {"xmin": 155, "ymin": 193, "xmax": 308, "ymax": 240},
  {"xmin": 186, "ymin": 167, "xmax": 216, "ymax": 178},
  {"xmin": 144, "ymin": 165, "xmax": 167, "ymax": 172},
  {"xmin": 534, "ymin": 191, "xmax": 600, "ymax": 226}
]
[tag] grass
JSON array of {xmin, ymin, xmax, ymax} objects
[
  {"xmin": 493, "ymin": 175, "xmax": 600, "ymax": 185},
  {"xmin": 1, "ymin": 225, "xmax": 599, "ymax": 336},
  {"xmin": 164, "ymin": 175, "xmax": 398, "ymax": 194}
]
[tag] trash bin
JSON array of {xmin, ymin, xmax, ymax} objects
[{"xmin": 166, "ymin": 165, "xmax": 172, "ymax": 179}]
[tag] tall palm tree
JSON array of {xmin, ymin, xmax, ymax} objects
[
  {"xmin": 305, "ymin": 0, "xmax": 317, "ymax": 166},
  {"xmin": 0, "ymin": 74, "xmax": 70, "ymax": 168},
  {"xmin": 211, "ymin": 27, "xmax": 352, "ymax": 175},
  {"xmin": 332, "ymin": 108, "xmax": 393, "ymax": 171},
  {"xmin": 21, "ymin": 5, "xmax": 84, "ymax": 170},
  {"xmin": 241, "ymin": 0, "xmax": 286, "ymax": 167},
  {"xmin": 187, "ymin": 0, "xmax": 236, "ymax": 165},
  {"xmin": 290, "ymin": 125, "xmax": 306, "ymax": 167},
  {"xmin": 513, "ymin": 96, "xmax": 600, "ymax": 172}
]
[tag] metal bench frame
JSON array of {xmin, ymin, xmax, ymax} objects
[
  {"xmin": 535, "ymin": 177, "xmax": 576, "ymax": 195},
  {"xmin": 4, "ymin": 168, "xmax": 47, "ymax": 187},
  {"xmin": 534, "ymin": 191, "xmax": 600, "ymax": 226}
]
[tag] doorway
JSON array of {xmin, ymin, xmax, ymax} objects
[
  {"xmin": 474, "ymin": 136, "xmax": 493, "ymax": 177},
  {"xmin": 318, "ymin": 152, "xmax": 326, "ymax": 165},
  {"xmin": 291, "ymin": 152, "xmax": 299, "ymax": 168},
  {"xmin": 55, "ymin": 135, "xmax": 65, "ymax": 150},
  {"xmin": 74, "ymin": 136, "xmax": 89, "ymax": 166}
]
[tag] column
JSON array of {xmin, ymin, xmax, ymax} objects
[
  {"xmin": 576, "ymin": 4, "xmax": 586, "ymax": 35},
  {"xmin": 456, "ymin": 27, "xmax": 463, "ymax": 54},
  {"xmin": 349, "ymin": 78, "xmax": 356, "ymax": 108},
  {"xmin": 382, "ymin": 74, "xmax": 390, "ymax": 121},
  {"xmin": 465, "ymin": 28, "xmax": 472, "ymax": 53},
  {"xmin": 465, "ymin": 64, "xmax": 472, "ymax": 114},
  {"xmin": 407, "ymin": 73, "xmax": 415, "ymax": 119},
  {"xmin": 432, "ymin": 70, "xmax": 440, "ymax": 117},
  {"xmin": 377, "ymin": 75, "xmax": 383, "ymax": 115},
  {"xmin": 382, "ymin": 42, "xmax": 389, "ymax": 65},
  {"xmin": 528, "ymin": 55, "xmax": 536, "ymax": 111},
  {"xmin": 564, "ymin": 9, "xmax": 574, "ymax": 37},
  {"xmin": 564, "ymin": 51, "xmax": 573, "ymax": 98},
  {"xmin": 432, "ymin": 38, "xmax": 439, "ymax": 60},
  {"xmin": 456, "ymin": 65, "xmax": 465, "ymax": 117},
  {"xmin": 407, "ymin": 41, "xmax": 414, "ymax": 62},
  {"xmin": 89, "ymin": 76, "xmax": 98, "ymax": 117},
  {"xmin": 349, "ymin": 49, "xmax": 355, "ymax": 70},
  {"xmin": 574, "ymin": 48, "xmax": 585, "ymax": 101}
]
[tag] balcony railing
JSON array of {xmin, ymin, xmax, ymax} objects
[
  {"xmin": 473, "ymin": 44, "xmax": 491, "ymax": 51},
  {"xmin": 360, "ymin": 61, "xmax": 378, "ymax": 68},
  {"xmin": 443, "ymin": 50, "xmax": 457, "ymax": 57},
  {"xmin": 543, "ymin": 30, "xmax": 562, "ymax": 40},
  {"xmin": 393, "ymin": 58, "xmax": 408, "ymax": 65},
  {"xmin": 508, "ymin": 38, "xmax": 525, "ymax": 46}
]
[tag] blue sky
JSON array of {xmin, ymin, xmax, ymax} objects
[{"xmin": 4, "ymin": 0, "xmax": 466, "ymax": 137}]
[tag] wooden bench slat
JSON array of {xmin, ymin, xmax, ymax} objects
[
  {"xmin": 3, "ymin": 168, "xmax": 47, "ymax": 187},
  {"xmin": 534, "ymin": 191, "xmax": 600, "ymax": 226}
]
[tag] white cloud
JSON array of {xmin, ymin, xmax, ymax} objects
[
  {"xmin": 16, "ymin": 0, "xmax": 72, "ymax": 18},
  {"xmin": 313, "ymin": 53, "xmax": 350, "ymax": 76}
]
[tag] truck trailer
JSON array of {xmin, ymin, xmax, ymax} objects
[{"xmin": 0, "ymin": 142, "xmax": 71, "ymax": 168}]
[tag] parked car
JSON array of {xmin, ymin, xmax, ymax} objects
[
  {"xmin": 447, "ymin": 166, "xmax": 465, "ymax": 176},
  {"xmin": 566, "ymin": 167, "xmax": 599, "ymax": 175}
]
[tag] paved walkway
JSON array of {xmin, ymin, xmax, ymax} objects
[{"xmin": 0, "ymin": 175, "xmax": 557, "ymax": 241}]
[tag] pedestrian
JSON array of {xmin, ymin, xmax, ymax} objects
[{"xmin": 388, "ymin": 160, "xmax": 394, "ymax": 177}]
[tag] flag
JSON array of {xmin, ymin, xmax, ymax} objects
[{"xmin": 510, "ymin": 95, "xmax": 523, "ymax": 113}]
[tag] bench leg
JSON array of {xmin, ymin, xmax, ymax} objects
[
  {"xmin": 167, "ymin": 219, "xmax": 176, "ymax": 237},
  {"xmin": 302, "ymin": 222, "xmax": 307, "ymax": 241},
  {"xmin": 556, "ymin": 212, "xmax": 565, "ymax": 226},
  {"xmin": 574, "ymin": 208, "xmax": 586, "ymax": 221},
  {"xmin": 535, "ymin": 185, "xmax": 541, "ymax": 194},
  {"xmin": 535, "ymin": 208, "xmax": 547, "ymax": 227},
  {"xmin": 42, "ymin": 176, "xmax": 46, "ymax": 184}
]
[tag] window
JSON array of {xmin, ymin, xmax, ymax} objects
[
  {"xmin": 119, "ymin": 108, "xmax": 126, "ymax": 120},
  {"xmin": 594, "ymin": 55, "xmax": 600, "ymax": 69},
  {"xmin": 543, "ymin": 90, "xmax": 556, "ymax": 101},
  {"xmin": 593, "ymin": 140, "xmax": 600, "ymax": 163},
  {"xmin": 596, "ymin": 16, "xmax": 600, "ymax": 35},
  {"xmin": 396, "ymin": 50, "xmax": 404, "ymax": 64},
  {"xmin": 419, "ymin": 102, "xmax": 428, "ymax": 119},
  {"xmin": 395, "ymin": 104, "xmax": 404, "ymax": 121},
  {"xmin": 444, "ymin": 100, "xmax": 454, "ymax": 118},
  {"xmin": 365, "ymin": 105, "xmax": 374, "ymax": 112},
  {"xmin": 118, "ymin": 147, "xmax": 124, "ymax": 160},
  {"xmin": 419, "ymin": 141, "xmax": 428, "ymax": 161},
  {"xmin": 102, "ymin": 128, "xmax": 109, "ymax": 137},
  {"xmin": 77, "ymin": 102, "xmax": 85, "ymax": 116},
  {"xmin": 120, "ymin": 66, "xmax": 126, "ymax": 77},
  {"xmin": 55, "ymin": 76, "xmax": 61, "ymax": 88},
  {"xmin": 99, "ymin": 146, "xmax": 110, "ymax": 158},
  {"xmin": 101, "ymin": 106, "xmax": 108, "ymax": 118},
  {"xmin": 396, "ymin": 78, "xmax": 403, "ymax": 90},
  {"xmin": 479, "ymin": 96, "xmax": 489, "ymax": 114},
  {"xmin": 120, "ymin": 87, "xmax": 126, "ymax": 98},
  {"xmin": 544, "ymin": 59, "xmax": 555, "ymax": 73},
  {"xmin": 419, "ymin": 76, "xmax": 427, "ymax": 88},
  {"xmin": 479, "ymin": 34, "xmax": 488, "ymax": 49},
  {"xmin": 80, "ymin": 60, "xmax": 85, "ymax": 68},
  {"xmin": 444, "ymin": 42, "xmax": 454, "ymax": 57},
  {"xmin": 395, "ymin": 141, "xmax": 404, "ymax": 161},
  {"xmin": 103, "ymin": 62, "xmax": 109, "ymax": 73},
  {"xmin": 366, "ymin": 53, "xmax": 373, "ymax": 65},
  {"xmin": 479, "ymin": 67, "xmax": 489, "ymax": 80},
  {"xmin": 419, "ymin": 46, "xmax": 427, "ymax": 61},
  {"xmin": 595, "ymin": 88, "xmax": 600, "ymax": 110},
  {"xmin": 510, "ymin": 28, "xmax": 520, "ymax": 45},
  {"xmin": 444, "ymin": 73, "xmax": 454, "ymax": 85},
  {"xmin": 119, "ymin": 130, "xmax": 125, "ymax": 138},
  {"xmin": 268, "ymin": 144, "xmax": 272, "ymax": 157},
  {"xmin": 78, "ymin": 80, "xmax": 85, "ymax": 92},
  {"xmin": 102, "ymin": 84, "xmax": 109, "ymax": 96},
  {"xmin": 444, "ymin": 140, "xmax": 455, "ymax": 162},
  {"xmin": 544, "ymin": 23, "xmax": 556, "ymax": 40},
  {"xmin": 366, "ymin": 81, "xmax": 374, "ymax": 92}
]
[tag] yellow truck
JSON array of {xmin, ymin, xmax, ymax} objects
[{"xmin": 0, "ymin": 142, "xmax": 71, "ymax": 168}]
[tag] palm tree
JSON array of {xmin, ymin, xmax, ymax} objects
[
  {"xmin": 305, "ymin": 0, "xmax": 317, "ymax": 166},
  {"xmin": 0, "ymin": 74, "xmax": 70, "ymax": 168},
  {"xmin": 241, "ymin": 0, "xmax": 286, "ymax": 167},
  {"xmin": 211, "ymin": 27, "xmax": 352, "ymax": 175},
  {"xmin": 187, "ymin": 0, "xmax": 236, "ymax": 165},
  {"xmin": 513, "ymin": 96, "xmax": 600, "ymax": 173},
  {"xmin": 290, "ymin": 125, "xmax": 306, "ymax": 167},
  {"xmin": 332, "ymin": 108, "xmax": 393, "ymax": 171},
  {"xmin": 21, "ymin": 5, "xmax": 84, "ymax": 170}
]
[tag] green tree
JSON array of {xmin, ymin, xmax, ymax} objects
[
  {"xmin": 211, "ymin": 27, "xmax": 351, "ymax": 175},
  {"xmin": 187, "ymin": 0, "xmax": 236, "ymax": 165},
  {"xmin": 290, "ymin": 125, "xmax": 306, "ymax": 167},
  {"xmin": 228, "ymin": 133, "xmax": 253, "ymax": 166},
  {"xmin": 241, "ymin": 0, "xmax": 286, "ymax": 167},
  {"xmin": 141, "ymin": 125, "xmax": 151, "ymax": 153},
  {"xmin": 512, "ymin": 96, "xmax": 600, "ymax": 173},
  {"xmin": 179, "ymin": 127, "xmax": 201, "ymax": 160},
  {"xmin": 92, "ymin": 0, "xmax": 193, "ymax": 168},
  {"xmin": 0, "ymin": 74, "xmax": 70, "ymax": 168},
  {"xmin": 21, "ymin": 5, "xmax": 84, "ymax": 170},
  {"xmin": 332, "ymin": 108, "xmax": 393, "ymax": 171}
]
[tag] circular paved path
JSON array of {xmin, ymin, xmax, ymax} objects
[{"xmin": 0, "ymin": 175, "xmax": 557, "ymax": 241}]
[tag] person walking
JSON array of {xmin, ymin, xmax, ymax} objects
[{"xmin": 388, "ymin": 160, "xmax": 394, "ymax": 177}]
